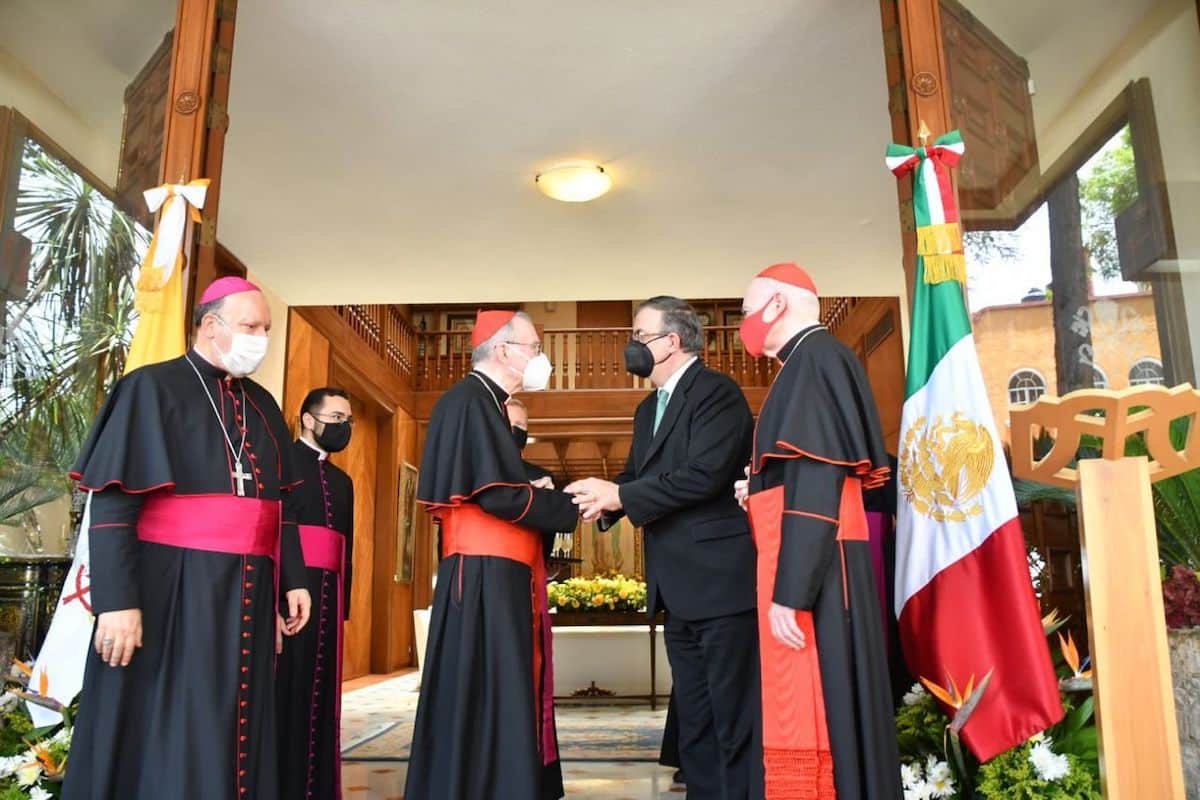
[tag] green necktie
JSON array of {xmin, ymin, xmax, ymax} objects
[{"xmin": 653, "ymin": 389, "xmax": 670, "ymax": 434}]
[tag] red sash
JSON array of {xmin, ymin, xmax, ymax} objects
[
  {"xmin": 748, "ymin": 477, "xmax": 867, "ymax": 799},
  {"xmin": 138, "ymin": 494, "xmax": 279, "ymax": 557},
  {"xmin": 437, "ymin": 503, "xmax": 558, "ymax": 766}
]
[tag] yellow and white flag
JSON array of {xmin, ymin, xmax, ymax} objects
[{"xmin": 28, "ymin": 180, "xmax": 205, "ymax": 725}]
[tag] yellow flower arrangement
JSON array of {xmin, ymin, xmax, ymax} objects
[{"xmin": 547, "ymin": 574, "xmax": 647, "ymax": 613}]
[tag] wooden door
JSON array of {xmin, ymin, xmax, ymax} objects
[
  {"xmin": 576, "ymin": 301, "xmax": 633, "ymax": 389},
  {"xmin": 577, "ymin": 300, "xmax": 633, "ymax": 329},
  {"xmin": 333, "ymin": 393, "xmax": 379, "ymax": 680},
  {"xmin": 833, "ymin": 298, "xmax": 906, "ymax": 453}
]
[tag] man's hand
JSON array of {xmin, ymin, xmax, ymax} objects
[
  {"xmin": 768, "ymin": 602, "xmax": 806, "ymax": 650},
  {"xmin": 276, "ymin": 613, "xmax": 285, "ymax": 654},
  {"xmin": 531, "ymin": 476, "xmax": 555, "ymax": 490},
  {"xmin": 564, "ymin": 477, "xmax": 622, "ymax": 522},
  {"xmin": 95, "ymin": 609, "xmax": 143, "ymax": 667},
  {"xmin": 283, "ymin": 588, "xmax": 312, "ymax": 635},
  {"xmin": 734, "ymin": 465, "xmax": 750, "ymax": 510}
]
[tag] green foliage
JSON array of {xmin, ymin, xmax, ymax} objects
[
  {"xmin": 1048, "ymin": 697, "xmax": 1099, "ymax": 780},
  {"xmin": 0, "ymin": 704, "xmax": 33, "ymax": 756},
  {"xmin": 976, "ymin": 744, "xmax": 1100, "ymax": 799},
  {"xmin": 1079, "ymin": 126, "xmax": 1137, "ymax": 280},
  {"xmin": 0, "ymin": 138, "xmax": 145, "ymax": 530},
  {"xmin": 895, "ymin": 689, "xmax": 949, "ymax": 758},
  {"xmin": 895, "ymin": 630, "xmax": 1101, "ymax": 798}
]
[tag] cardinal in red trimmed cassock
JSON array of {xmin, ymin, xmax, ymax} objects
[
  {"xmin": 735, "ymin": 263, "xmax": 902, "ymax": 799},
  {"xmin": 63, "ymin": 278, "xmax": 312, "ymax": 800},
  {"xmin": 405, "ymin": 310, "xmax": 578, "ymax": 800}
]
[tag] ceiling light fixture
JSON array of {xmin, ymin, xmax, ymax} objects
[{"xmin": 535, "ymin": 163, "xmax": 612, "ymax": 203}]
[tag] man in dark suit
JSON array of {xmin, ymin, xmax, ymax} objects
[{"xmin": 567, "ymin": 296, "xmax": 760, "ymax": 799}]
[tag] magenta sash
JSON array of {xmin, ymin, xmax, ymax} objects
[
  {"xmin": 298, "ymin": 525, "xmax": 346, "ymax": 573},
  {"xmin": 138, "ymin": 494, "xmax": 279, "ymax": 556},
  {"xmin": 298, "ymin": 524, "xmax": 346, "ymax": 794}
]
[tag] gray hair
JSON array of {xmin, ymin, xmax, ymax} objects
[
  {"xmin": 636, "ymin": 296, "xmax": 704, "ymax": 354},
  {"xmin": 193, "ymin": 296, "xmax": 225, "ymax": 328},
  {"xmin": 471, "ymin": 311, "xmax": 534, "ymax": 366}
]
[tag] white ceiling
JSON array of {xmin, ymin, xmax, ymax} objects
[
  {"xmin": 217, "ymin": 1, "xmax": 904, "ymax": 305},
  {"xmin": 961, "ymin": 0, "xmax": 1161, "ymax": 150},
  {"xmin": 0, "ymin": 0, "xmax": 175, "ymax": 176}
]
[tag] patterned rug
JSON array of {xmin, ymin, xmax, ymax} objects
[{"xmin": 341, "ymin": 673, "xmax": 668, "ymax": 762}]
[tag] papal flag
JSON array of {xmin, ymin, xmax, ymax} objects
[
  {"xmin": 27, "ymin": 180, "xmax": 206, "ymax": 726},
  {"xmin": 888, "ymin": 132, "xmax": 1063, "ymax": 760}
]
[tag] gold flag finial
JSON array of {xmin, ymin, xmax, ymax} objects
[{"xmin": 918, "ymin": 120, "xmax": 931, "ymax": 146}]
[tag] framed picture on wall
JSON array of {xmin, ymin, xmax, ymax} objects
[
  {"xmin": 395, "ymin": 462, "xmax": 419, "ymax": 583},
  {"xmin": 446, "ymin": 312, "xmax": 475, "ymax": 354}
]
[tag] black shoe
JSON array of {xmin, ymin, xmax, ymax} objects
[{"xmin": 673, "ymin": 770, "xmax": 685, "ymax": 785}]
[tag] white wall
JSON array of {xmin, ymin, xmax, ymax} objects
[
  {"xmin": 249, "ymin": 270, "xmax": 289, "ymax": 408},
  {"xmin": 0, "ymin": 46, "xmax": 118, "ymax": 186}
]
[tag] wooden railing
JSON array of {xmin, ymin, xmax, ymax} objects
[
  {"xmin": 334, "ymin": 305, "xmax": 417, "ymax": 381},
  {"xmin": 412, "ymin": 326, "xmax": 779, "ymax": 392},
  {"xmin": 329, "ymin": 304, "xmax": 858, "ymax": 395}
]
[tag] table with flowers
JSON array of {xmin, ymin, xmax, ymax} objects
[{"xmin": 547, "ymin": 575, "xmax": 667, "ymax": 708}]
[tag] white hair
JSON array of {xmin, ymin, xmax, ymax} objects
[
  {"xmin": 759, "ymin": 277, "xmax": 819, "ymax": 320},
  {"xmin": 471, "ymin": 311, "xmax": 534, "ymax": 366}
]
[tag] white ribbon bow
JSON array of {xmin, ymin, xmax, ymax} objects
[{"xmin": 142, "ymin": 179, "xmax": 210, "ymax": 283}]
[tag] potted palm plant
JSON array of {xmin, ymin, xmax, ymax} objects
[{"xmin": 0, "ymin": 136, "xmax": 144, "ymax": 666}]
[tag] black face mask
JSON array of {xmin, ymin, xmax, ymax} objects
[
  {"xmin": 315, "ymin": 420, "xmax": 352, "ymax": 454},
  {"xmin": 623, "ymin": 336, "xmax": 669, "ymax": 379},
  {"xmin": 512, "ymin": 426, "xmax": 529, "ymax": 451}
]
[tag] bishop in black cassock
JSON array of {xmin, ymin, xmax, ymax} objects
[
  {"xmin": 276, "ymin": 388, "xmax": 355, "ymax": 800},
  {"xmin": 738, "ymin": 263, "xmax": 901, "ymax": 800},
  {"xmin": 63, "ymin": 279, "xmax": 311, "ymax": 800},
  {"xmin": 405, "ymin": 310, "xmax": 577, "ymax": 800}
]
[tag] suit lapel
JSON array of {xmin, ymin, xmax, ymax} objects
[{"xmin": 639, "ymin": 360, "xmax": 702, "ymax": 470}]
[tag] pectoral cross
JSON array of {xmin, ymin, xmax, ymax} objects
[{"xmin": 232, "ymin": 460, "xmax": 251, "ymax": 497}]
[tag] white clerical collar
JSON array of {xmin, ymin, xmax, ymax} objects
[
  {"xmin": 299, "ymin": 436, "xmax": 327, "ymax": 461},
  {"xmin": 659, "ymin": 356, "xmax": 699, "ymax": 399}
]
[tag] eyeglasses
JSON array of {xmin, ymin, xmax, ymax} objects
[
  {"xmin": 630, "ymin": 330, "xmax": 670, "ymax": 345},
  {"xmin": 312, "ymin": 412, "xmax": 355, "ymax": 426},
  {"xmin": 504, "ymin": 340, "xmax": 543, "ymax": 355}
]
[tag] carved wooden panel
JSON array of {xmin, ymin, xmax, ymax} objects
[
  {"xmin": 1020, "ymin": 500, "xmax": 1087, "ymax": 650},
  {"xmin": 117, "ymin": 32, "xmax": 173, "ymax": 227},
  {"xmin": 940, "ymin": 0, "xmax": 1040, "ymax": 230}
]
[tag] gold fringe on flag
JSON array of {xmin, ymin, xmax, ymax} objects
[
  {"xmin": 916, "ymin": 222, "xmax": 963, "ymax": 256},
  {"xmin": 922, "ymin": 253, "xmax": 967, "ymax": 285}
]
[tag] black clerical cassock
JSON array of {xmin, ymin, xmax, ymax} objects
[
  {"xmin": 276, "ymin": 439, "xmax": 354, "ymax": 800},
  {"xmin": 62, "ymin": 351, "xmax": 306, "ymax": 800},
  {"xmin": 746, "ymin": 325, "xmax": 902, "ymax": 799},
  {"xmin": 405, "ymin": 371, "xmax": 578, "ymax": 800}
]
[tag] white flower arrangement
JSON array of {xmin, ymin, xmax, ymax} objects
[
  {"xmin": 900, "ymin": 755, "xmax": 956, "ymax": 800},
  {"xmin": 1029, "ymin": 736, "xmax": 1071, "ymax": 782},
  {"xmin": 902, "ymin": 682, "xmax": 928, "ymax": 707}
]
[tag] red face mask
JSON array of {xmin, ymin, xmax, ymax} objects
[{"xmin": 738, "ymin": 295, "xmax": 778, "ymax": 358}]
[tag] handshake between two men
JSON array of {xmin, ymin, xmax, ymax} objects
[{"xmin": 563, "ymin": 467, "xmax": 750, "ymax": 521}]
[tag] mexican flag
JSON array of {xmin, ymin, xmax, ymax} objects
[{"xmin": 889, "ymin": 133, "xmax": 1063, "ymax": 761}]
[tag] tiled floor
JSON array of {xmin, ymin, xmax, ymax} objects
[{"xmin": 342, "ymin": 761, "xmax": 686, "ymax": 799}]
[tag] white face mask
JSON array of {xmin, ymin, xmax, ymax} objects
[
  {"xmin": 510, "ymin": 350, "xmax": 553, "ymax": 392},
  {"xmin": 215, "ymin": 317, "xmax": 269, "ymax": 377}
]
